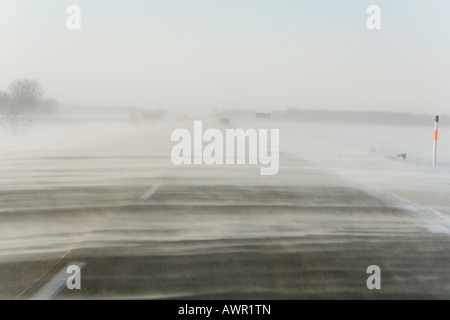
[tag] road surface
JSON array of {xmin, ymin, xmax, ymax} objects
[{"xmin": 0, "ymin": 123, "xmax": 449, "ymax": 299}]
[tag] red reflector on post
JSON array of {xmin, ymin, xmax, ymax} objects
[{"xmin": 435, "ymin": 130, "xmax": 438, "ymax": 141}]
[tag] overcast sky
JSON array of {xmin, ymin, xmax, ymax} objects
[{"xmin": 1, "ymin": 0, "xmax": 450, "ymax": 113}]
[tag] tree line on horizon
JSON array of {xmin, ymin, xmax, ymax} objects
[
  {"xmin": 272, "ymin": 109, "xmax": 441, "ymax": 126},
  {"xmin": 218, "ymin": 108, "xmax": 442, "ymax": 126}
]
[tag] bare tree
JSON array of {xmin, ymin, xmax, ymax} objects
[
  {"xmin": 8, "ymin": 78, "xmax": 43, "ymax": 112},
  {"xmin": 0, "ymin": 79, "xmax": 42, "ymax": 134},
  {"xmin": 1, "ymin": 78, "xmax": 58, "ymax": 133}
]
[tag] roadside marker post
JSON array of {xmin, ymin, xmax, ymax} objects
[{"xmin": 433, "ymin": 115, "xmax": 439, "ymax": 169}]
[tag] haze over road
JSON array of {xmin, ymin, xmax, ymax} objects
[{"xmin": 0, "ymin": 120, "xmax": 449, "ymax": 299}]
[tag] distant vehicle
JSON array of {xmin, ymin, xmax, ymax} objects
[
  {"xmin": 397, "ymin": 153, "xmax": 407, "ymax": 160},
  {"xmin": 256, "ymin": 113, "xmax": 271, "ymax": 119},
  {"xmin": 220, "ymin": 118, "xmax": 231, "ymax": 127}
]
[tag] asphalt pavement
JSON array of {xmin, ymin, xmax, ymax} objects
[{"xmin": 0, "ymin": 125, "xmax": 449, "ymax": 299}]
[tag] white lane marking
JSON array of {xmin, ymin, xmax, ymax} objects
[
  {"xmin": 30, "ymin": 262, "xmax": 86, "ymax": 300},
  {"xmin": 138, "ymin": 184, "xmax": 161, "ymax": 201}
]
